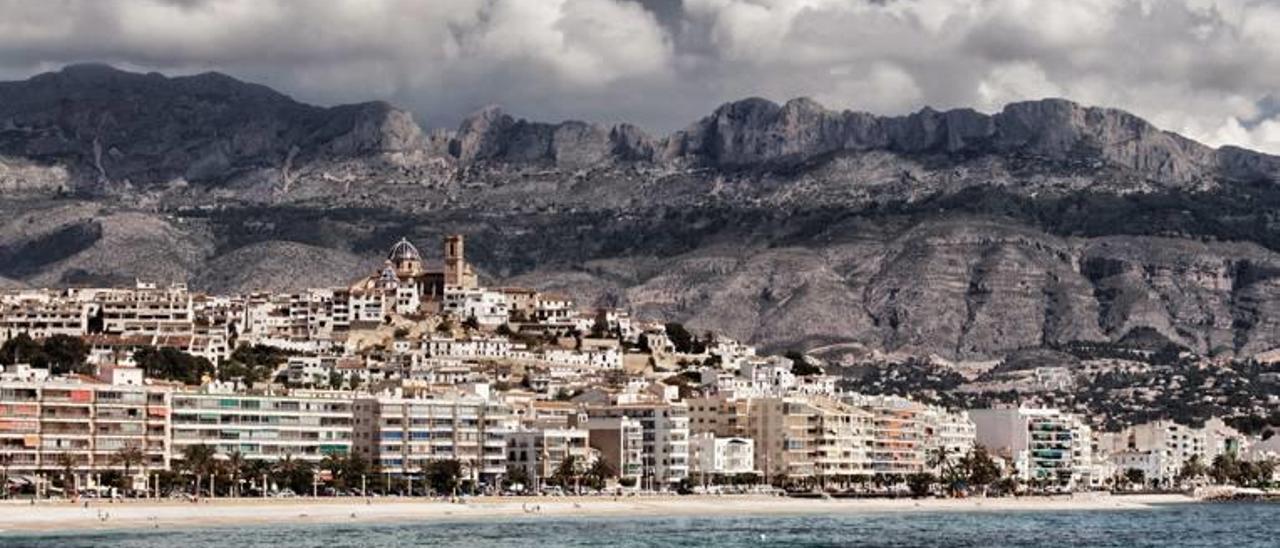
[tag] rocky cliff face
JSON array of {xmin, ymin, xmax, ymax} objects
[
  {"xmin": 0, "ymin": 64, "xmax": 431, "ymax": 193},
  {"xmin": 661, "ymin": 97, "xmax": 1228, "ymax": 188},
  {"xmin": 4, "ymin": 65, "xmax": 1280, "ymax": 360}
]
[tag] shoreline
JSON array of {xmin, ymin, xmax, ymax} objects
[{"xmin": 0, "ymin": 493, "xmax": 1199, "ymax": 534}]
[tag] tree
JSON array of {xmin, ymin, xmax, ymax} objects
[
  {"xmin": 785, "ymin": 350, "xmax": 823, "ymax": 376},
  {"xmin": 218, "ymin": 344, "xmax": 290, "ymax": 387},
  {"xmin": 1123, "ymin": 468, "xmax": 1146, "ymax": 488},
  {"xmin": 663, "ymin": 323, "xmax": 704, "ymax": 354},
  {"xmin": 1178, "ymin": 455, "xmax": 1208, "ymax": 482},
  {"xmin": 462, "ymin": 315, "xmax": 480, "ymax": 331},
  {"xmin": 180, "ymin": 444, "xmax": 218, "ymax": 495},
  {"xmin": 1210, "ymin": 453, "xmax": 1241, "ymax": 485},
  {"xmin": 929, "ymin": 447, "xmax": 966, "ymax": 495},
  {"xmin": 424, "ymin": 459, "xmax": 463, "ymax": 495},
  {"xmin": 273, "ymin": 454, "xmax": 315, "ymax": 495},
  {"xmin": 1255, "ymin": 458, "xmax": 1277, "ymax": 488},
  {"xmin": 0, "ymin": 452, "xmax": 12, "ymax": 499},
  {"xmin": 320, "ymin": 452, "xmax": 367, "ymax": 492},
  {"xmin": 344, "ymin": 452, "xmax": 371, "ymax": 487},
  {"xmin": 906, "ymin": 472, "xmax": 937, "ymax": 498},
  {"xmin": 41, "ymin": 335, "xmax": 92, "ymax": 375},
  {"xmin": 111, "ymin": 443, "xmax": 146, "ymax": 496},
  {"xmin": 504, "ymin": 465, "xmax": 531, "ymax": 492},
  {"xmin": 584, "ymin": 458, "xmax": 616, "ymax": 490},
  {"xmin": 590, "ymin": 310, "xmax": 609, "ymax": 339},
  {"xmin": 226, "ymin": 450, "xmax": 247, "ymax": 497},
  {"xmin": 54, "ymin": 452, "xmax": 78, "ymax": 496},
  {"xmin": 134, "ymin": 347, "xmax": 215, "ymax": 385},
  {"xmin": 217, "ymin": 360, "xmax": 266, "ymax": 387},
  {"xmin": 550, "ymin": 455, "xmax": 582, "ymax": 492},
  {"xmin": 0, "ymin": 333, "xmax": 46, "ymax": 368},
  {"xmin": 962, "ymin": 446, "xmax": 1000, "ymax": 492},
  {"xmin": 242, "ymin": 459, "xmax": 273, "ymax": 496}
]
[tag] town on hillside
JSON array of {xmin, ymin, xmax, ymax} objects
[{"xmin": 0, "ymin": 235, "xmax": 1276, "ymax": 500}]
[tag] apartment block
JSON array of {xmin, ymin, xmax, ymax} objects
[
  {"xmin": 96, "ymin": 284, "xmax": 195, "ymax": 337},
  {"xmin": 583, "ymin": 403, "xmax": 689, "ymax": 488},
  {"xmin": 1098, "ymin": 418, "xmax": 1244, "ymax": 484},
  {"xmin": 0, "ymin": 378, "xmax": 171, "ymax": 484},
  {"xmin": 970, "ymin": 407, "xmax": 1094, "ymax": 490},
  {"xmin": 353, "ymin": 391, "xmax": 515, "ymax": 485},
  {"xmin": 578, "ymin": 415, "xmax": 644, "ymax": 483},
  {"xmin": 747, "ymin": 396, "xmax": 872, "ymax": 486},
  {"xmin": 689, "ymin": 432, "xmax": 755, "ymax": 478},
  {"xmin": 845, "ymin": 394, "xmax": 928, "ymax": 476},
  {"xmin": 506, "ymin": 427, "xmax": 592, "ymax": 488},
  {"xmin": 170, "ymin": 389, "xmax": 353, "ymax": 463}
]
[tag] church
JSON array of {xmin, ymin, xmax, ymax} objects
[{"xmin": 350, "ymin": 234, "xmax": 480, "ymax": 316}]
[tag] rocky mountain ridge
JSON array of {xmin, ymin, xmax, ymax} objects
[
  {"xmin": 5, "ymin": 64, "xmax": 1279, "ymax": 199},
  {"xmin": 5, "ymin": 65, "xmax": 1280, "ymax": 361}
]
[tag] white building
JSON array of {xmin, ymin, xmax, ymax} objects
[
  {"xmin": 352, "ymin": 390, "xmax": 515, "ymax": 486},
  {"xmin": 95, "ymin": 283, "xmax": 195, "ymax": 338},
  {"xmin": 506, "ymin": 427, "xmax": 592, "ymax": 490},
  {"xmin": 443, "ymin": 289, "xmax": 509, "ymax": 327},
  {"xmin": 0, "ymin": 298, "xmax": 93, "ymax": 343},
  {"xmin": 969, "ymin": 407, "xmax": 1094, "ymax": 490},
  {"xmin": 583, "ymin": 403, "xmax": 689, "ymax": 489},
  {"xmin": 689, "ymin": 433, "xmax": 755, "ymax": 479},
  {"xmin": 169, "ymin": 388, "xmax": 354, "ymax": 463},
  {"xmin": 1098, "ymin": 418, "xmax": 1244, "ymax": 486}
]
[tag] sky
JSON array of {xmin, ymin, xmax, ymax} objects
[{"xmin": 3, "ymin": 0, "xmax": 1280, "ymax": 153}]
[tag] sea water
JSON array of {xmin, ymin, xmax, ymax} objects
[{"xmin": 2, "ymin": 503, "xmax": 1275, "ymax": 547}]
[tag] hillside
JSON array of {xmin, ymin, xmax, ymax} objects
[{"xmin": 3, "ymin": 65, "xmax": 1280, "ymax": 359}]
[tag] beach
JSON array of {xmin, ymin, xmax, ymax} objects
[{"xmin": 0, "ymin": 493, "xmax": 1197, "ymax": 533}]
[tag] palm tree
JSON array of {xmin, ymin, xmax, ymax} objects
[
  {"xmin": 243, "ymin": 458, "xmax": 272, "ymax": 496},
  {"xmin": 1178, "ymin": 455, "xmax": 1208, "ymax": 484},
  {"xmin": 1257, "ymin": 458, "xmax": 1277, "ymax": 489},
  {"xmin": 111, "ymin": 443, "xmax": 146, "ymax": 497},
  {"xmin": 320, "ymin": 453, "xmax": 350, "ymax": 493},
  {"xmin": 273, "ymin": 453, "xmax": 313, "ymax": 495},
  {"xmin": 0, "ymin": 452, "xmax": 13, "ymax": 499},
  {"xmin": 585, "ymin": 458, "xmax": 616, "ymax": 490},
  {"xmin": 1211, "ymin": 453, "xmax": 1241, "ymax": 485},
  {"xmin": 180, "ymin": 444, "xmax": 217, "ymax": 497},
  {"xmin": 54, "ymin": 452, "xmax": 78, "ymax": 497},
  {"xmin": 927, "ymin": 447, "xmax": 964, "ymax": 495},
  {"xmin": 226, "ymin": 450, "xmax": 247, "ymax": 498},
  {"xmin": 551, "ymin": 455, "xmax": 581, "ymax": 493}
]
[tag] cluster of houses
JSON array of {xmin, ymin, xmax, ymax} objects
[{"xmin": 1, "ymin": 236, "xmax": 1277, "ymax": 495}]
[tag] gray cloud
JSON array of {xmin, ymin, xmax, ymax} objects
[{"xmin": 2, "ymin": 0, "xmax": 1280, "ymax": 152}]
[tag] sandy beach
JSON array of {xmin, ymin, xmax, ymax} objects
[{"xmin": 0, "ymin": 493, "xmax": 1196, "ymax": 533}]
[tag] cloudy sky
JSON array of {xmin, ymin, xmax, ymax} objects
[{"xmin": 3, "ymin": 0, "xmax": 1280, "ymax": 152}]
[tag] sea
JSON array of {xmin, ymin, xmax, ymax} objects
[{"xmin": 1, "ymin": 502, "xmax": 1275, "ymax": 547}]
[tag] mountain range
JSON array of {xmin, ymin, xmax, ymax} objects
[{"xmin": 4, "ymin": 63, "xmax": 1280, "ymax": 361}]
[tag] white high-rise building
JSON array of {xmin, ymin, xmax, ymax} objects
[
  {"xmin": 583, "ymin": 403, "xmax": 689, "ymax": 489},
  {"xmin": 970, "ymin": 407, "xmax": 1094, "ymax": 490}
]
